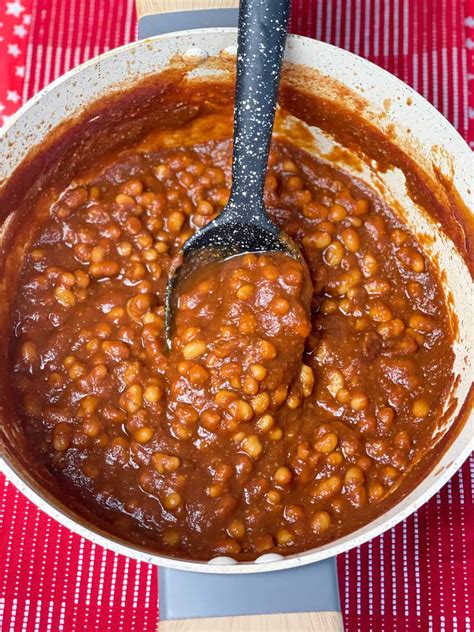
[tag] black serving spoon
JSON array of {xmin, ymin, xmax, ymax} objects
[{"xmin": 165, "ymin": 0, "xmax": 308, "ymax": 347}]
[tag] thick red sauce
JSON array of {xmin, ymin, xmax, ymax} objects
[{"xmin": 10, "ymin": 114, "xmax": 453, "ymax": 560}]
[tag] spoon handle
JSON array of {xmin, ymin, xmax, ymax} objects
[{"xmin": 227, "ymin": 0, "xmax": 291, "ymax": 220}]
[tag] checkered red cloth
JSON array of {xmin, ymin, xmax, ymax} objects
[{"xmin": 0, "ymin": 1, "xmax": 473, "ymax": 630}]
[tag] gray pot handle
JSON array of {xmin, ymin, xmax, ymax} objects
[
  {"xmin": 137, "ymin": 1, "xmax": 239, "ymax": 39},
  {"xmin": 159, "ymin": 558, "xmax": 342, "ymax": 627}
]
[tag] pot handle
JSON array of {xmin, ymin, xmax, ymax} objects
[
  {"xmin": 136, "ymin": 0, "xmax": 239, "ymax": 39},
  {"xmin": 158, "ymin": 557, "xmax": 343, "ymax": 631}
]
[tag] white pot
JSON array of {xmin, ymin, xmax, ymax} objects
[{"xmin": 0, "ymin": 29, "xmax": 472, "ymax": 575}]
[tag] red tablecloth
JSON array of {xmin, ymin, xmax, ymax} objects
[{"xmin": 0, "ymin": 1, "xmax": 473, "ymax": 630}]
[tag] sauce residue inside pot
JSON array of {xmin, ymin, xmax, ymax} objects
[{"xmin": 7, "ymin": 104, "xmax": 455, "ymax": 560}]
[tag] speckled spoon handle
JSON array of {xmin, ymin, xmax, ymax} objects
[{"xmin": 225, "ymin": 0, "xmax": 291, "ymax": 223}]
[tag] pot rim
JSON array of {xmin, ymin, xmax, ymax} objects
[{"xmin": 0, "ymin": 28, "xmax": 472, "ymax": 574}]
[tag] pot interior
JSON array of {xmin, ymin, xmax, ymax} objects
[{"xmin": 0, "ymin": 32, "xmax": 472, "ymax": 572}]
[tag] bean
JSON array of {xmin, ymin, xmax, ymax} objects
[
  {"xmin": 121, "ymin": 178, "xmax": 144, "ymax": 197},
  {"xmin": 360, "ymin": 253, "xmax": 378, "ymax": 278},
  {"xmin": 412, "ymin": 398, "xmax": 429, "ymax": 418},
  {"xmin": 54, "ymin": 286, "xmax": 76, "ymax": 307},
  {"xmin": 394, "ymin": 430, "xmax": 411, "ymax": 450},
  {"xmin": 286, "ymin": 175, "xmax": 304, "ymax": 191},
  {"xmin": 239, "ymin": 313, "xmax": 257, "ymax": 334},
  {"xmin": 302, "ymin": 231, "xmax": 332, "ymax": 250},
  {"xmin": 162, "ymin": 530, "xmax": 180, "ymax": 547},
  {"xmin": 251, "ymin": 392, "xmax": 270, "ymax": 415},
  {"xmin": 182, "ymin": 339, "xmax": 206, "ymax": 360},
  {"xmin": 188, "ymin": 364, "xmax": 210, "ymax": 385},
  {"xmin": 200, "ymin": 410, "xmax": 221, "ymax": 432},
  {"xmin": 377, "ymin": 406, "xmax": 395, "ymax": 429},
  {"xmin": 214, "ymin": 464, "xmax": 233, "ymax": 482},
  {"xmin": 143, "ymin": 383, "xmax": 163, "ymax": 405},
  {"xmin": 368, "ymin": 481, "xmax": 385, "ymax": 502},
  {"xmin": 242, "ymin": 375, "xmax": 259, "ymax": 395},
  {"xmin": 336, "ymin": 388, "xmax": 351, "ymax": 404},
  {"xmin": 368, "ymin": 300, "xmax": 393, "ymax": 322},
  {"xmin": 344, "ymin": 466, "xmax": 365, "ymax": 485},
  {"xmin": 350, "ymin": 391, "xmax": 369, "ymax": 411},
  {"xmin": 168, "ymin": 211, "xmax": 186, "ymax": 232},
  {"xmin": 312, "ymin": 475, "xmax": 342, "ymax": 499},
  {"xmin": 377, "ymin": 318, "xmax": 405, "ymax": 339},
  {"xmin": 82, "ymin": 463, "xmax": 100, "ymax": 479},
  {"xmin": 115, "ymin": 193, "xmax": 135, "ymax": 207},
  {"xmin": 276, "ymin": 528, "xmax": 294, "ymax": 546},
  {"xmin": 236, "ymin": 284, "xmax": 255, "ymax": 301},
  {"xmin": 269, "ymin": 427, "xmax": 283, "ymax": 441},
  {"xmin": 20, "ymin": 341, "xmax": 38, "ymax": 366},
  {"xmin": 134, "ymin": 426, "xmax": 154, "ymax": 444},
  {"xmin": 381, "ymin": 465, "xmax": 399, "ymax": 485},
  {"xmin": 196, "ymin": 200, "xmax": 214, "ymax": 216},
  {"xmin": 163, "ymin": 492, "xmax": 182, "ymax": 510},
  {"xmin": 120, "ymin": 384, "xmax": 143, "ymax": 414},
  {"xmin": 241, "ymin": 435, "xmax": 263, "ymax": 459},
  {"xmin": 242, "ymin": 253, "xmax": 258, "ymax": 269},
  {"xmin": 90, "ymin": 246, "xmax": 106, "ymax": 263},
  {"xmin": 321, "ymin": 299, "xmax": 337, "ymax": 315},
  {"xmin": 83, "ymin": 415, "xmax": 102, "ymax": 437},
  {"xmin": 266, "ymin": 489, "xmax": 281, "ymax": 505},
  {"xmin": 311, "ymin": 511, "xmax": 331, "ymax": 534},
  {"xmin": 391, "ymin": 229, "xmax": 408, "ymax": 245},
  {"xmin": 215, "ymin": 390, "xmax": 237, "ymax": 407},
  {"xmin": 151, "ymin": 453, "xmax": 180, "ymax": 475},
  {"xmin": 283, "ymin": 504, "xmax": 304, "ymax": 523},
  {"xmin": 354, "ymin": 198, "xmax": 369, "ymax": 215},
  {"xmin": 250, "ymin": 363, "xmax": 267, "ymax": 381},
  {"xmin": 256, "ymin": 414, "xmax": 274, "ymax": 433},
  {"xmin": 329, "ymin": 204, "xmax": 347, "ymax": 222},
  {"xmin": 259, "ymin": 340, "xmax": 277, "ymax": 360},
  {"xmin": 89, "ymin": 261, "xmax": 120, "ymax": 278},
  {"xmin": 77, "ymin": 395, "xmax": 100, "ymax": 417},
  {"xmin": 229, "ymin": 399, "xmax": 254, "ymax": 422},
  {"xmin": 302, "ymin": 201, "xmax": 328, "ymax": 220},
  {"xmin": 335, "ymin": 269, "xmax": 362, "ymax": 296},
  {"xmin": 63, "ymin": 187, "xmax": 88, "ymax": 209},
  {"xmin": 74, "ymin": 270, "xmax": 90, "ymax": 288},
  {"xmin": 117, "ymin": 241, "xmax": 133, "ymax": 257},
  {"xmin": 408, "ymin": 313, "xmax": 436, "ymax": 333},
  {"xmin": 52, "ymin": 423, "xmax": 73, "ymax": 452},
  {"xmin": 227, "ymin": 519, "xmax": 246, "ymax": 539},
  {"xmin": 282, "ymin": 159, "xmax": 298, "ymax": 173},
  {"xmin": 398, "ymin": 246, "xmax": 425, "ymax": 272},
  {"xmin": 69, "ymin": 362, "xmax": 86, "ymax": 379},
  {"xmin": 286, "ymin": 394, "xmax": 302, "ymax": 409},
  {"xmin": 255, "ymin": 534, "xmax": 274, "ymax": 553},
  {"xmin": 271, "ymin": 297, "xmax": 290, "ymax": 315},
  {"xmin": 262, "ymin": 264, "xmax": 279, "ymax": 281},
  {"xmin": 274, "ymin": 466, "xmax": 293, "ymax": 486},
  {"xmin": 326, "ymin": 368, "xmax": 345, "ymax": 398},
  {"xmin": 102, "ymin": 340, "xmax": 130, "ymax": 361},
  {"xmin": 176, "ymin": 403, "xmax": 199, "ymax": 424},
  {"xmin": 327, "ymin": 452, "xmax": 343, "ymax": 466},
  {"xmin": 324, "ymin": 241, "xmax": 344, "ymax": 266},
  {"xmin": 299, "ymin": 364, "xmax": 315, "ymax": 397},
  {"xmin": 155, "ymin": 164, "xmax": 172, "ymax": 179},
  {"xmin": 341, "ymin": 228, "xmax": 361, "ymax": 252},
  {"xmin": 206, "ymin": 483, "xmax": 225, "ymax": 498},
  {"xmin": 314, "ymin": 433, "xmax": 338, "ymax": 454}
]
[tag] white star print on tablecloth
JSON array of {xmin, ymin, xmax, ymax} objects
[
  {"xmin": 6, "ymin": 1, "xmax": 25, "ymax": 18},
  {"xmin": 0, "ymin": 0, "xmax": 31, "ymax": 127}
]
